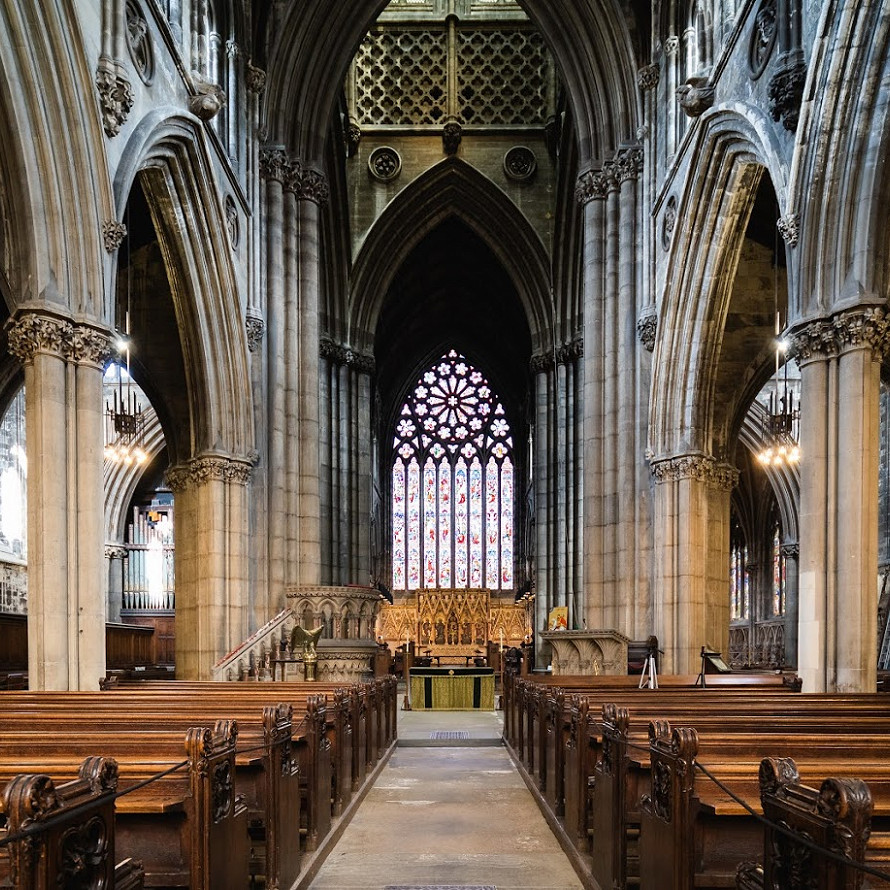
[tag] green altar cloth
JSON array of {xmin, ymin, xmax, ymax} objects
[{"xmin": 409, "ymin": 666, "xmax": 496, "ymax": 710}]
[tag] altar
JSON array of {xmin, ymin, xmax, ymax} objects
[{"xmin": 409, "ymin": 666, "xmax": 496, "ymax": 710}]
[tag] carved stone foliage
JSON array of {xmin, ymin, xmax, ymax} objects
[
  {"xmin": 791, "ymin": 307, "xmax": 890, "ymax": 364},
  {"xmin": 103, "ymin": 219, "xmax": 127, "ymax": 252},
  {"xmin": 259, "ymin": 151, "xmax": 330, "ymax": 205},
  {"xmin": 125, "ymin": 1, "xmax": 153, "ymax": 84},
  {"xmin": 677, "ymin": 75, "xmax": 715, "ymax": 117},
  {"xmin": 7, "ymin": 314, "xmax": 114, "ymax": 368},
  {"xmin": 245, "ymin": 60, "xmax": 267, "ymax": 95},
  {"xmin": 575, "ymin": 169, "xmax": 608, "ymax": 205},
  {"xmin": 319, "ymin": 337, "xmax": 375, "ymax": 374},
  {"xmin": 614, "ymin": 147, "xmax": 643, "ymax": 184},
  {"xmin": 529, "ymin": 339, "xmax": 583, "ymax": 373},
  {"xmin": 245, "ymin": 309, "xmax": 265, "ymax": 353},
  {"xmin": 637, "ymin": 308, "xmax": 657, "ymax": 352},
  {"xmin": 662, "ymin": 195, "xmax": 677, "ymax": 250},
  {"xmin": 776, "ymin": 212, "xmax": 799, "ymax": 247},
  {"xmin": 345, "ymin": 119, "xmax": 362, "ymax": 157},
  {"xmin": 165, "ymin": 455, "xmax": 253, "ymax": 491},
  {"xmin": 503, "ymin": 146, "xmax": 537, "ymax": 181},
  {"xmin": 650, "ymin": 454, "xmax": 740, "ymax": 490},
  {"xmin": 749, "ymin": 0, "xmax": 777, "ymax": 79},
  {"xmin": 95, "ymin": 62, "xmax": 134, "ymax": 137},
  {"xmin": 768, "ymin": 57, "xmax": 807, "ymax": 131},
  {"xmin": 368, "ymin": 146, "xmax": 402, "ymax": 182},
  {"xmin": 638, "ymin": 63, "xmax": 660, "ymax": 91}
]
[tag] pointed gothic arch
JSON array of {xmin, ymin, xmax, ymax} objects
[
  {"xmin": 649, "ymin": 107, "xmax": 790, "ymax": 460},
  {"xmin": 261, "ymin": 0, "xmax": 640, "ymax": 165},
  {"xmin": 349, "ymin": 157, "xmax": 552, "ymax": 355},
  {"xmin": 114, "ymin": 112, "xmax": 255, "ymax": 463}
]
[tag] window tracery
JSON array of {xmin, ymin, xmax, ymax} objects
[{"xmin": 392, "ymin": 350, "xmax": 514, "ymax": 590}]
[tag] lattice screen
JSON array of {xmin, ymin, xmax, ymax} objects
[
  {"xmin": 354, "ymin": 26, "xmax": 551, "ymax": 126},
  {"xmin": 355, "ymin": 29, "xmax": 448, "ymax": 125},
  {"xmin": 457, "ymin": 29, "xmax": 549, "ymax": 125}
]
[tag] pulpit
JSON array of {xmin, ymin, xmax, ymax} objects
[{"xmin": 540, "ymin": 629, "xmax": 630, "ymax": 675}]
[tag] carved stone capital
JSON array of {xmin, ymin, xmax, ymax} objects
[
  {"xmin": 776, "ymin": 212, "xmax": 799, "ymax": 247},
  {"xmin": 638, "ymin": 64, "xmax": 660, "ymax": 91},
  {"xmin": 664, "ymin": 36, "xmax": 680, "ymax": 56},
  {"xmin": 790, "ymin": 307, "xmax": 890, "ymax": 364},
  {"xmin": 556, "ymin": 339, "xmax": 584, "ymax": 364},
  {"xmin": 103, "ymin": 220, "xmax": 127, "ymax": 252},
  {"xmin": 615, "ymin": 147, "xmax": 643, "ymax": 184},
  {"xmin": 285, "ymin": 160, "xmax": 330, "ymax": 204},
  {"xmin": 6, "ymin": 313, "xmax": 72, "ymax": 363},
  {"xmin": 320, "ymin": 337, "xmax": 376, "ymax": 374},
  {"xmin": 70, "ymin": 324, "xmax": 115, "ymax": 367},
  {"xmin": 95, "ymin": 61, "xmax": 134, "ymax": 137},
  {"xmin": 529, "ymin": 352, "xmax": 553, "ymax": 373},
  {"xmin": 575, "ymin": 169, "xmax": 609, "ymax": 205},
  {"xmin": 768, "ymin": 56, "xmax": 807, "ymax": 131},
  {"xmin": 780, "ymin": 542, "xmax": 799, "ymax": 560},
  {"xmin": 637, "ymin": 308, "xmax": 658, "ymax": 352},
  {"xmin": 650, "ymin": 453, "xmax": 740, "ymax": 490},
  {"xmin": 165, "ymin": 454, "xmax": 253, "ymax": 491},
  {"xmin": 245, "ymin": 310, "xmax": 265, "ymax": 353},
  {"xmin": 259, "ymin": 148, "xmax": 289, "ymax": 183},
  {"xmin": 677, "ymin": 76, "xmax": 715, "ymax": 118},
  {"xmin": 443, "ymin": 120, "xmax": 462, "ymax": 155},
  {"xmin": 105, "ymin": 544, "xmax": 128, "ymax": 560},
  {"xmin": 189, "ymin": 75, "xmax": 226, "ymax": 121}
]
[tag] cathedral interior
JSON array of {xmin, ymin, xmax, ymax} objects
[{"xmin": 1, "ymin": 0, "xmax": 890, "ymax": 695}]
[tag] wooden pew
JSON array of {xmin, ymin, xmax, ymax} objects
[
  {"xmin": 736, "ymin": 757, "xmax": 874, "ymax": 890},
  {"xmin": 0, "ymin": 757, "xmax": 145, "ymax": 890},
  {"xmin": 0, "ymin": 721, "xmax": 248, "ymax": 890},
  {"xmin": 636, "ymin": 721, "xmax": 890, "ymax": 890}
]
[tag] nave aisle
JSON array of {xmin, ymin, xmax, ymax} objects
[{"xmin": 307, "ymin": 710, "xmax": 583, "ymax": 890}]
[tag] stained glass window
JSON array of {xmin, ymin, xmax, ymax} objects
[
  {"xmin": 392, "ymin": 350, "xmax": 514, "ymax": 590},
  {"xmin": 730, "ymin": 514, "xmax": 749, "ymax": 621}
]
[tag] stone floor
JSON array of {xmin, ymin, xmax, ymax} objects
[{"xmin": 306, "ymin": 708, "xmax": 584, "ymax": 890}]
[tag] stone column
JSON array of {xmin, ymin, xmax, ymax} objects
[
  {"xmin": 532, "ymin": 354, "xmax": 552, "ymax": 655},
  {"xmin": 781, "ymin": 541, "xmax": 799, "ymax": 668},
  {"xmin": 105, "ymin": 544, "xmax": 127, "ymax": 622},
  {"xmin": 793, "ymin": 308, "xmax": 887, "ymax": 691},
  {"xmin": 166, "ymin": 455, "xmax": 253, "ymax": 679},
  {"xmin": 71, "ymin": 323, "xmax": 113, "ymax": 688},
  {"xmin": 288, "ymin": 161, "xmax": 328, "ymax": 586},
  {"xmin": 576, "ymin": 168, "xmax": 608, "ymax": 628},
  {"xmin": 651, "ymin": 454, "xmax": 738, "ymax": 674},
  {"xmin": 260, "ymin": 148, "xmax": 288, "ymax": 602},
  {"xmin": 7, "ymin": 311, "xmax": 112, "ymax": 690}
]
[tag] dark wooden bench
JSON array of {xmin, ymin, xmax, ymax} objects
[
  {"xmin": 0, "ymin": 756, "xmax": 145, "ymax": 890},
  {"xmin": 0, "ymin": 720, "xmax": 249, "ymax": 890}
]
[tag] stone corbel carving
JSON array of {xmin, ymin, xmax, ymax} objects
[
  {"xmin": 245, "ymin": 309, "xmax": 266, "ymax": 353},
  {"xmin": 95, "ymin": 58, "xmax": 134, "ymax": 137},
  {"xmin": 245, "ymin": 61, "xmax": 267, "ymax": 95},
  {"xmin": 637, "ymin": 307, "xmax": 658, "ymax": 352},
  {"xmin": 442, "ymin": 120, "xmax": 462, "ymax": 155},
  {"xmin": 776, "ymin": 212, "xmax": 799, "ymax": 247},
  {"xmin": 768, "ymin": 55, "xmax": 807, "ymax": 131},
  {"xmin": 189, "ymin": 75, "xmax": 227, "ymax": 121},
  {"xmin": 345, "ymin": 118, "xmax": 362, "ymax": 157},
  {"xmin": 638, "ymin": 64, "xmax": 660, "ymax": 92},
  {"xmin": 103, "ymin": 220, "xmax": 127, "ymax": 252},
  {"xmin": 677, "ymin": 75, "xmax": 715, "ymax": 118}
]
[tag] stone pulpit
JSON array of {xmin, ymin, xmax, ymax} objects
[{"xmin": 540, "ymin": 629, "xmax": 630, "ymax": 675}]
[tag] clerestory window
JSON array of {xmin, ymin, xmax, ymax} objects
[{"xmin": 392, "ymin": 350, "xmax": 514, "ymax": 590}]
